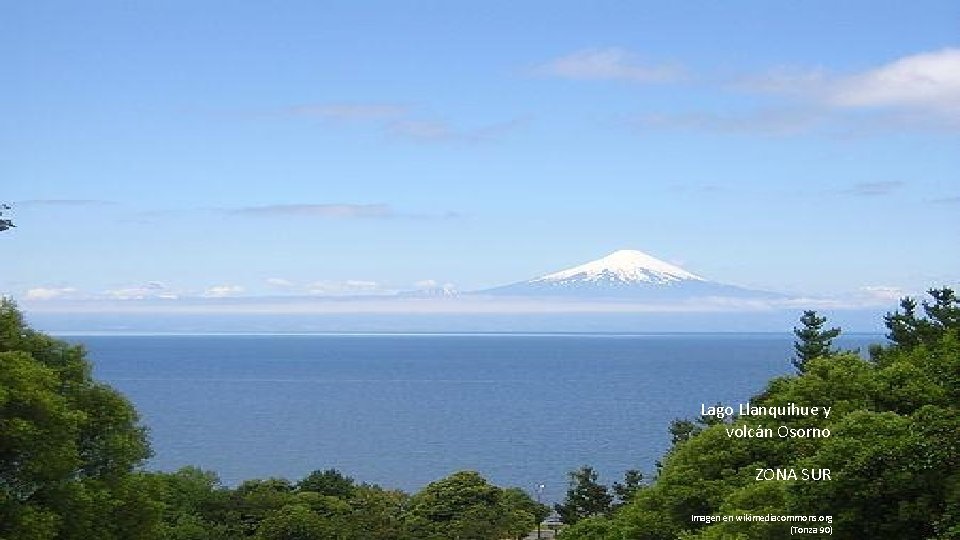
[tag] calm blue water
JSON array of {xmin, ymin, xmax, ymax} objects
[{"xmin": 67, "ymin": 333, "xmax": 881, "ymax": 503}]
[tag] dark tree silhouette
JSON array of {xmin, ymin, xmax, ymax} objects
[
  {"xmin": 0, "ymin": 203, "xmax": 13, "ymax": 232},
  {"xmin": 554, "ymin": 466, "xmax": 613, "ymax": 526},
  {"xmin": 792, "ymin": 310, "xmax": 841, "ymax": 373},
  {"xmin": 884, "ymin": 288, "xmax": 960, "ymax": 350}
]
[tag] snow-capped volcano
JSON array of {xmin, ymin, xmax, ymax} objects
[
  {"xmin": 477, "ymin": 249, "xmax": 781, "ymax": 300},
  {"xmin": 533, "ymin": 249, "xmax": 704, "ymax": 285}
]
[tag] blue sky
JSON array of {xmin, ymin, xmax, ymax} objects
[{"xmin": 3, "ymin": 1, "xmax": 959, "ymax": 306}]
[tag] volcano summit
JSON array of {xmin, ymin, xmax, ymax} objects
[{"xmin": 477, "ymin": 249, "xmax": 781, "ymax": 300}]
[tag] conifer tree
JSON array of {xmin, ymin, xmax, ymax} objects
[
  {"xmin": 792, "ymin": 310, "xmax": 841, "ymax": 373},
  {"xmin": 884, "ymin": 297, "xmax": 922, "ymax": 348},
  {"xmin": 0, "ymin": 203, "xmax": 13, "ymax": 232},
  {"xmin": 667, "ymin": 419, "xmax": 698, "ymax": 446},
  {"xmin": 612, "ymin": 470, "xmax": 644, "ymax": 507},
  {"xmin": 884, "ymin": 288, "xmax": 960, "ymax": 350},
  {"xmin": 554, "ymin": 466, "xmax": 613, "ymax": 526}
]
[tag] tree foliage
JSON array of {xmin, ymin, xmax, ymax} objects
[
  {"xmin": 1, "ymin": 300, "xmax": 548, "ymax": 540},
  {"xmin": 612, "ymin": 470, "xmax": 644, "ymax": 507},
  {"xmin": 561, "ymin": 288, "xmax": 960, "ymax": 539},
  {"xmin": 554, "ymin": 466, "xmax": 613, "ymax": 526},
  {"xmin": 403, "ymin": 470, "xmax": 545, "ymax": 540},
  {"xmin": 0, "ymin": 298, "xmax": 154, "ymax": 540},
  {"xmin": 501, "ymin": 486, "xmax": 550, "ymax": 539},
  {"xmin": 297, "ymin": 469, "xmax": 355, "ymax": 499},
  {"xmin": 792, "ymin": 310, "xmax": 841, "ymax": 373},
  {"xmin": 254, "ymin": 504, "xmax": 333, "ymax": 540},
  {"xmin": 883, "ymin": 288, "xmax": 960, "ymax": 351}
]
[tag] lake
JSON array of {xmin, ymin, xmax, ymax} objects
[{"xmin": 66, "ymin": 333, "xmax": 882, "ymax": 504}]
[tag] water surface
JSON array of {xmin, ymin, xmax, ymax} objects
[{"xmin": 69, "ymin": 333, "xmax": 882, "ymax": 503}]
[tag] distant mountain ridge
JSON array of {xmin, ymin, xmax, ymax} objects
[{"xmin": 475, "ymin": 249, "xmax": 782, "ymax": 300}]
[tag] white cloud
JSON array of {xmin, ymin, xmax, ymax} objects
[
  {"xmin": 633, "ymin": 108, "xmax": 821, "ymax": 137},
  {"xmin": 17, "ymin": 199, "xmax": 118, "ymax": 207},
  {"xmin": 286, "ymin": 101, "xmax": 522, "ymax": 144},
  {"xmin": 415, "ymin": 279, "xmax": 439, "ymax": 288},
  {"xmin": 931, "ymin": 196, "xmax": 960, "ymax": 205},
  {"xmin": 306, "ymin": 280, "xmax": 383, "ymax": 296},
  {"xmin": 387, "ymin": 120, "xmax": 457, "ymax": 141},
  {"xmin": 858, "ymin": 285, "xmax": 906, "ymax": 302},
  {"xmin": 265, "ymin": 278, "xmax": 295, "ymax": 288},
  {"xmin": 201, "ymin": 285, "xmax": 245, "ymax": 298},
  {"xmin": 641, "ymin": 50, "xmax": 960, "ymax": 137},
  {"xmin": 736, "ymin": 67, "xmax": 828, "ymax": 98},
  {"xmin": 289, "ymin": 103, "xmax": 408, "ymax": 121},
  {"xmin": 230, "ymin": 204, "xmax": 393, "ymax": 219},
  {"xmin": 828, "ymin": 48, "xmax": 960, "ymax": 113},
  {"xmin": 105, "ymin": 282, "xmax": 178, "ymax": 300},
  {"xmin": 842, "ymin": 181, "xmax": 904, "ymax": 197},
  {"xmin": 537, "ymin": 47, "xmax": 683, "ymax": 83},
  {"xmin": 25, "ymin": 287, "xmax": 77, "ymax": 300},
  {"xmin": 228, "ymin": 203, "xmax": 460, "ymax": 220},
  {"xmin": 741, "ymin": 48, "xmax": 960, "ymax": 123},
  {"xmin": 386, "ymin": 117, "xmax": 527, "ymax": 143}
]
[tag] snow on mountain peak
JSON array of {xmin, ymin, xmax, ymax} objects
[{"xmin": 533, "ymin": 249, "xmax": 705, "ymax": 285}]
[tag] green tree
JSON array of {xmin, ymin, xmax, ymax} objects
[
  {"xmin": 255, "ymin": 504, "xmax": 332, "ymax": 540},
  {"xmin": 297, "ymin": 469, "xmax": 355, "ymax": 498},
  {"xmin": 149, "ymin": 467, "xmax": 231, "ymax": 540},
  {"xmin": 224, "ymin": 478, "xmax": 298, "ymax": 535},
  {"xmin": 499, "ymin": 487, "xmax": 550, "ymax": 540},
  {"xmin": 884, "ymin": 297, "xmax": 924, "ymax": 349},
  {"xmin": 884, "ymin": 288, "xmax": 960, "ymax": 352},
  {"xmin": 667, "ymin": 418, "xmax": 699, "ymax": 446},
  {"xmin": 153, "ymin": 467, "xmax": 221, "ymax": 517},
  {"xmin": 612, "ymin": 470, "xmax": 644, "ymax": 507},
  {"xmin": 554, "ymin": 466, "xmax": 613, "ymax": 527},
  {"xmin": 792, "ymin": 310, "xmax": 841, "ymax": 373},
  {"xmin": 561, "ymin": 288, "xmax": 960, "ymax": 540},
  {"xmin": 0, "ymin": 299, "xmax": 156, "ymax": 540},
  {"xmin": 403, "ymin": 470, "xmax": 507, "ymax": 540},
  {"xmin": 343, "ymin": 484, "xmax": 407, "ymax": 540}
]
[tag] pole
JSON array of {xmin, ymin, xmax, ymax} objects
[{"xmin": 536, "ymin": 483, "xmax": 545, "ymax": 539}]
